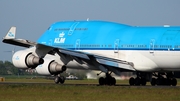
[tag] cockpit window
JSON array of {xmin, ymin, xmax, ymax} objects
[{"xmin": 48, "ymin": 27, "xmax": 52, "ymax": 31}]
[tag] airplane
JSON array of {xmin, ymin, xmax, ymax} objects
[{"xmin": 2, "ymin": 20, "xmax": 180, "ymax": 86}]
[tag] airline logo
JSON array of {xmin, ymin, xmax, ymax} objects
[
  {"xmin": 8, "ymin": 32, "xmax": 15, "ymax": 37},
  {"xmin": 38, "ymin": 64, "xmax": 42, "ymax": 68},
  {"xmin": 54, "ymin": 32, "xmax": 66, "ymax": 43},
  {"xmin": 15, "ymin": 56, "xmax": 19, "ymax": 60},
  {"xmin": 59, "ymin": 32, "xmax": 65, "ymax": 37}
]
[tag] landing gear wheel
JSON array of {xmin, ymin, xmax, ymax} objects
[
  {"xmin": 171, "ymin": 78, "xmax": 177, "ymax": 86},
  {"xmin": 129, "ymin": 77, "xmax": 135, "ymax": 85},
  {"xmin": 166, "ymin": 79, "xmax": 171, "ymax": 86},
  {"xmin": 99, "ymin": 77, "xmax": 105, "ymax": 85},
  {"xmin": 151, "ymin": 78, "xmax": 156, "ymax": 86},
  {"xmin": 98, "ymin": 76, "xmax": 116, "ymax": 86},
  {"xmin": 135, "ymin": 77, "xmax": 141, "ymax": 86},
  {"xmin": 54, "ymin": 77, "xmax": 60, "ymax": 84},
  {"xmin": 141, "ymin": 78, "xmax": 147, "ymax": 86},
  {"xmin": 54, "ymin": 76, "xmax": 65, "ymax": 84},
  {"xmin": 59, "ymin": 76, "xmax": 65, "ymax": 84},
  {"xmin": 111, "ymin": 77, "xmax": 116, "ymax": 86},
  {"xmin": 156, "ymin": 78, "xmax": 161, "ymax": 85},
  {"xmin": 152, "ymin": 72, "xmax": 178, "ymax": 86}
]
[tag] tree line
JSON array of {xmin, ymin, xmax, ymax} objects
[
  {"xmin": 0, "ymin": 60, "xmax": 32, "ymax": 75},
  {"xmin": 0, "ymin": 60, "xmax": 87, "ymax": 79}
]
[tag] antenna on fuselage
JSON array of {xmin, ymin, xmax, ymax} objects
[
  {"xmin": 164, "ymin": 25, "xmax": 170, "ymax": 27},
  {"xmin": 87, "ymin": 18, "xmax": 89, "ymax": 21}
]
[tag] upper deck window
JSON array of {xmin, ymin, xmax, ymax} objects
[{"xmin": 54, "ymin": 28, "xmax": 88, "ymax": 31}]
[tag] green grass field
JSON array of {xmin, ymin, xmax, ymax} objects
[{"xmin": 0, "ymin": 78, "xmax": 180, "ymax": 101}]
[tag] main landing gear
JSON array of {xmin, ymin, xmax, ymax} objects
[
  {"xmin": 129, "ymin": 72, "xmax": 147, "ymax": 86},
  {"xmin": 151, "ymin": 72, "xmax": 177, "ymax": 86},
  {"xmin": 54, "ymin": 75, "xmax": 65, "ymax": 84},
  {"xmin": 98, "ymin": 72, "xmax": 116, "ymax": 86},
  {"xmin": 129, "ymin": 72, "xmax": 177, "ymax": 86}
]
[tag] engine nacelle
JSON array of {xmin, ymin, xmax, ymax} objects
[
  {"xmin": 12, "ymin": 50, "xmax": 44, "ymax": 69},
  {"xmin": 36, "ymin": 55, "xmax": 66, "ymax": 75}
]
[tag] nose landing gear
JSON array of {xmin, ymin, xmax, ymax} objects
[{"xmin": 54, "ymin": 75, "xmax": 65, "ymax": 84}]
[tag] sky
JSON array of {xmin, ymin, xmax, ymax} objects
[{"xmin": 0, "ymin": 0, "xmax": 180, "ymax": 61}]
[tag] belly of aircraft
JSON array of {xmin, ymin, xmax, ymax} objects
[
  {"xmin": 78, "ymin": 50, "xmax": 180, "ymax": 72},
  {"xmin": 125, "ymin": 50, "xmax": 180, "ymax": 72}
]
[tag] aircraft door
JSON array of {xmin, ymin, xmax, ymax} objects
[
  {"xmin": 149, "ymin": 39, "xmax": 155, "ymax": 53},
  {"xmin": 75, "ymin": 39, "xmax": 80, "ymax": 50},
  {"xmin": 114, "ymin": 39, "xmax": 119, "ymax": 58},
  {"xmin": 68, "ymin": 22, "xmax": 79, "ymax": 35},
  {"xmin": 48, "ymin": 39, "xmax": 52, "ymax": 46}
]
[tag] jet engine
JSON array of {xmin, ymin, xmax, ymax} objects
[
  {"xmin": 36, "ymin": 54, "xmax": 67, "ymax": 75},
  {"xmin": 12, "ymin": 49, "xmax": 44, "ymax": 69}
]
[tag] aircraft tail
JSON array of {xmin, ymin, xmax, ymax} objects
[
  {"xmin": 2, "ymin": 26, "xmax": 36, "ymax": 48},
  {"xmin": 4, "ymin": 27, "xmax": 16, "ymax": 39}
]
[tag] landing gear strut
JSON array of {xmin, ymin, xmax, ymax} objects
[
  {"xmin": 54, "ymin": 75, "xmax": 65, "ymax": 84},
  {"xmin": 98, "ymin": 72, "xmax": 116, "ymax": 86}
]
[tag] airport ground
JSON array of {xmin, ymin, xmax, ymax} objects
[{"xmin": 0, "ymin": 77, "xmax": 180, "ymax": 101}]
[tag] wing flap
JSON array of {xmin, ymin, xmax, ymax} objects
[
  {"xmin": 96, "ymin": 58, "xmax": 135, "ymax": 71},
  {"xmin": 48, "ymin": 45, "xmax": 135, "ymax": 71},
  {"xmin": 60, "ymin": 49, "xmax": 90, "ymax": 60}
]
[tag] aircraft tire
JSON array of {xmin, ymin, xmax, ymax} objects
[
  {"xmin": 151, "ymin": 78, "xmax": 156, "ymax": 86},
  {"xmin": 166, "ymin": 79, "xmax": 171, "ymax": 86},
  {"xmin": 141, "ymin": 78, "xmax": 146, "ymax": 86},
  {"xmin": 111, "ymin": 77, "xmax": 116, "ymax": 86},
  {"xmin": 59, "ymin": 76, "xmax": 65, "ymax": 84},
  {"xmin": 135, "ymin": 77, "xmax": 141, "ymax": 86},
  {"xmin": 54, "ymin": 77, "xmax": 60, "ymax": 84},
  {"xmin": 99, "ymin": 77, "xmax": 105, "ymax": 85},
  {"xmin": 129, "ymin": 77, "xmax": 135, "ymax": 85},
  {"xmin": 171, "ymin": 78, "xmax": 177, "ymax": 86},
  {"xmin": 156, "ymin": 78, "xmax": 162, "ymax": 85}
]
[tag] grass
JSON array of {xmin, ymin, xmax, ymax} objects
[
  {"xmin": 0, "ymin": 78, "xmax": 180, "ymax": 101},
  {"xmin": 0, "ymin": 83, "xmax": 180, "ymax": 101}
]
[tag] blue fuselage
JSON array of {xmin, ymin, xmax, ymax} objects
[{"xmin": 38, "ymin": 21, "xmax": 180, "ymax": 52}]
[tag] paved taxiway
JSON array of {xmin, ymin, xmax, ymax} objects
[{"xmin": 0, "ymin": 82, "xmax": 179, "ymax": 88}]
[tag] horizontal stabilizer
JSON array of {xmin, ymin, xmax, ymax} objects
[
  {"xmin": 4, "ymin": 27, "xmax": 16, "ymax": 39},
  {"xmin": 2, "ymin": 27, "xmax": 36, "ymax": 48}
]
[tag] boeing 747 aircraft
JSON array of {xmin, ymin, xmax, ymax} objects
[{"xmin": 3, "ymin": 20, "xmax": 180, "ymax": 86}]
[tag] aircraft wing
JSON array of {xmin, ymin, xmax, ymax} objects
[
  {"xmin": 38, "ymin": 44, "xmax": 136, "ymax": 75},
  {"xmin": 59, "ymin": 48, "xmax": 135, "ymax": 71},
  {"xmin": 2, "ymin": 27, "xmax": 36, "ymax": 48},
  {"xmin": 2, "ymin": 27, "xmax": 135, "ymax": 75}
]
